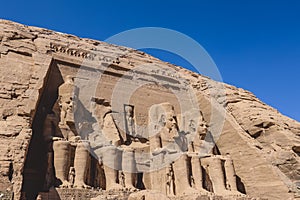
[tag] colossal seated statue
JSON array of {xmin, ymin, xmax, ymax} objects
[
  {"xmin": 41, "ymin": 77, "xmax": 93, "ymax": 190},
  {"xmin": 182, "ymin": 112, "xmax": 242, "ymax": 195}
]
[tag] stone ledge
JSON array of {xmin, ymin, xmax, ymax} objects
[{"xmin": 37, "ymin": 188, "xmax": 132, "ymax": 200}]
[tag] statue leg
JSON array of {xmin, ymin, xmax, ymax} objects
[
  {"xmin": 223, "ymin": 156, "xmax": 241, "ymax": 194},
  {"xmin": 74, "ymin": 141, "xmax": 91, "ymax": 188},
  {"xmin": 53, "ymin": 140, "xmax": 70, "ymax": 187},
  {"xmin": 202, "ymin": 156, "xmax": 227, "ymax": 195},
  {"xmin": 142, "ymin": 172, "xmax": 152, "ymax": 190},
  {"xmin": 101, "ymin": 146, "xmax": 123, "ymax": 190},
  {"xmin": 149, "ymin": 153, "xmax": 166, "ymax": 194},
  {"xmin": 191, "ymin": 156, "xmax": 208, "ymax": 193},
  {"xmin": 122, "ymin": 149, "xmax": 136, "ymax": 189},
  {"xmin": 172, "ymin": 154, "xmax": 192, "ymax": 195}
]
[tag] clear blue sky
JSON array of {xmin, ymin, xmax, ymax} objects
[{"xmin": 1, "ymin": 0, "xmax": 299, "ymax": 121}]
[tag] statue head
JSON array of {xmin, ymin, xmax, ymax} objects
[
  {"xmin": 197, "ymin": 118, "xmax": 208, "ymax": 140},
  {"xmin": 156, "ymin": 103, "xmax": 178, "ymax": 130},
  {"xmin": 149, "ymin": 102, "xmax": 179, "ymax": 138},
  {"xmin": 69, "ymin": 166, "xmax": 75, "ymax": 173},
  {"xmin": 125, "ymin": 105, "xmax": 133, "ymax": 117},
  {"xmin": 65, "ymin": 75, "xmax": 74, "ymax": 83},
  {"xmin": 164, "ymin": 112, "xmax": 177, "ymax": 130}
]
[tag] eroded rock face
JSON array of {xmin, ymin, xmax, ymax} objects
[{"xmin": 0, "ymin": 19, "xmax": 299, "ymax": 200}]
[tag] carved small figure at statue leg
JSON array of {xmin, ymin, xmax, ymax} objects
[
  {"xmin": 166, "ymin": 164, "xmax": 175, "ymax": 196},
  {"xmin": 119, "ymin": 171, "xmax": 125, "ymax": 188},
  {"xmin": 68, "ymin": 167, "xmax": 75, "ymax": 188},
  {"xmin": 190, "ymin": 175, "xmax": 195, "ymax": 188}
]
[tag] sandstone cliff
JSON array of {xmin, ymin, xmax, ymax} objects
[{"xmin": 0, "ymin": 20, "xmax": 299, "ymax": 200}]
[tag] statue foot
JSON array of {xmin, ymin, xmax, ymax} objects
[
  {"xmin": 218, "ymin": 190, "xmax": 243, "ymax": 196},
  {"xmin": 107, "ymin": 183, "xmax": 123, "ymax": 191},
  {"xmin": 59, "ymin": 181, "xmax": 71, "ymax": 188},
  {"xmin": 196, "ymin": 188, "xmax": 211, "ymax": 195},
  {"xmin": 74, "ymin": 182, "xmax": 91, "ymax": 189},
  {"xmin": 125, "ymin": 185, "xmax": 137, "ymax": 192},
  {"xmin": 228, "ymin": 190, "xmax": 244, "ymax": 196},
  {"xmin": 182, "ymin": 187, "xmax": 200, "ymax": 195}
]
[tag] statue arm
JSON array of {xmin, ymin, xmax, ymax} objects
[{"xmin": 149, "ymin": 134, "xmax": 162, "ymax": 153}]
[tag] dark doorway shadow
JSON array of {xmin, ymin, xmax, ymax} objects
[{"xmin": 236, "ymin": 175, "xmax": 246, "ymax": 194}]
